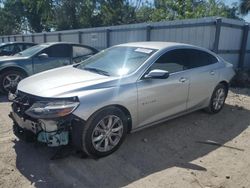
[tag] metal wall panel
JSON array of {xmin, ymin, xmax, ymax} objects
[
  {"xmin": 15, "ymin": 36, "xmax": 23, "ymax": 42},
  {"xmin": 61, "ymin": 33, "xmax": 78, "ymax": 43},
  {"xmin": 219, "ymin": 53, "xmax": 239, "ymax": 67},
  {"xmin": 81, "ymin": 32, "xmax": 106, "ymax": 49},
  {"xmin": 246, "ymin": 30, "xmax": 250, "ymax": 50},
  {"xmin": 151, "ymin": 25, "xmax": 215, "ymax": 49},
  {"xmin": 244, "ymin": 53, "xmax": 250, "ymax": 68},
  {"xmin": 24, "ymin": 35, "xmax": 32, "ymax": 42},
  {"xmin": 219, "ymin": 27, "xmax": 243, "ymax": 50},
  {"xmin": 110, "ymin": 30, "xmax": 146, "ymax": 46},
  {"xmin": 46, "ymin": 34, "xmax": 58, "ymax": 42},
  {"xmin": 34, "ymin": 35, "xmax": 44, "ymax": 43}
]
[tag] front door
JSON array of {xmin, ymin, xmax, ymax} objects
[
  {"xmin": 33, "ymin": 44, "xmax": 71, "ymax": 73},
  {"xmin": 136, "ymin": 49, "xmax": 190, "ymax": 128}
]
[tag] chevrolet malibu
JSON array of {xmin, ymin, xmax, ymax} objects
[{"xmin": 9, "ymin": 42, "xmax": 235, "ymax": 158}]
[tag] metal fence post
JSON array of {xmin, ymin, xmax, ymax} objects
[
  {"xmin": 22, "ymin": 35, "xmax": 24, "ymax": 41},
  {"xmin": 106, "ymin": 29, "xmax": 110, "ymax": 48},
  {"xmin": 238, "ymin": 24, "xmax": 249, "ymax": 69},
  {"xmin": 14, "ymin": 36, "xmax": 16, "ymax": 41},
  {"xmin": 146, "ymin": 25, "xmax": 152, "ymax": 41},
  {"xmin": 8, "ymin": 36, "xmax": 10, "ymax": 42},
  {"xmin": 1, "ymin": 38, "xmax": 4, "ymax": 42},
  {"xmin": 78, "ymin": 31, "xmax": 82, "ymax": 44},
  {"xmin": 32, "ymin": 35, "xmax": 35, "ymax": 43},
  {"xmin": 43, "ymin": 33, "xmax": 47, "ymax": 42},
  {"xmin": 58, "ymin": 33, "xmax": 61, "ymax": 42},
  {"xmin": 213, "ymin": 18, "xmax": 222, "ymax": 53}
]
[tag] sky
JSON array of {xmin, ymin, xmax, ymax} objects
[{"xmin": 224, "ymin": 0, "xmax": 250, "ymax": 22}]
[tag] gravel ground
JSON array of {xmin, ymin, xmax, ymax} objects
[{"xmin": 0, "ymin": 88, "xmax": 250, "ymax": 188}]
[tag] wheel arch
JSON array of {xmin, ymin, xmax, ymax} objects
[{"xmin": 0, "ymin": 66, "xmax": 29, "ymax": 77}]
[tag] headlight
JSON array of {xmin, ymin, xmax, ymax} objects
[{"xmin": 25, "ymin": 100, "xmax": 79, "ymax": 119}]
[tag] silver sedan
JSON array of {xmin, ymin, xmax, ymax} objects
[{"xmin": 9, "ymin": 42, "xmax": 235, "ymax": 158}]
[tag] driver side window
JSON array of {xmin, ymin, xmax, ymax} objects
[
  {"xmin": 150, "ymin": 49, "xmax": 188, "ymax": 74},
  {"xmin": 40, "ymin": 44, "xmax": 71, "ymax": 58}
]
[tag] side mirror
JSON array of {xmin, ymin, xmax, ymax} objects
[
  {"xmin": 38, "ymin": 53, "xmax": 48, "ymax": 59},
  {"xmin": 144, "ymin": 69, "xmax": 169, "ymax": 79}
]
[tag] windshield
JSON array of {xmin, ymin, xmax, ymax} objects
[
  {"xmin": 14, "ymin": 44, "xmax": 47, "ymax": 57},
  {"xmin": 77, "ymin": 46, "xmax": 156, "ymax": 76}
]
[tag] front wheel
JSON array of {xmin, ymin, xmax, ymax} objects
[
  {"xmin": 0, "ymin": 70, "xmax": 25, "ymax": 94},
  {"xmin": 82, "ymin": 107, "xmax": 128, "ymax": 158},
  {"xmin": 205, "ymin": 83, "xmax": 228, "ymax": 114}
]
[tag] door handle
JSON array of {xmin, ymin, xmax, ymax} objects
[
  {"xmin": 210, "ymin": 70, "xmax": 215, "ymax": 75},
  {"xmin": 179, "ymin": 77, "xmax": 187, "ymax": 83}
]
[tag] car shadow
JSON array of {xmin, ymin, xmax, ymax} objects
[{"xmin": 13, "ymin": 103, "xmax": 250, "ymax": 188}]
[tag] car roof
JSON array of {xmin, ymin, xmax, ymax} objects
[
  {"xmin": 40, "ymin": 42, "xmax": 98, "ymax": 52},
  {"xmin": 117, "ymin": 41, "xmax": 198, "ymax": 50}
]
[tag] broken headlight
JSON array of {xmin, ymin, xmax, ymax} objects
[{"xmin": 25, "ymin": 100, "xmax": 79, "ymax": 119}]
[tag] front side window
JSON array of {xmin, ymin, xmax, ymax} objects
[
  {"xmin": 77, "ymin": 46, "xmax": 156, "ymax": 76},
  {"xmin": 150, "ymin": 49, "xmax": 188, "ymax": 73},
  {"xmin": 41, "ymin": 44, "xmax": 71, "ymax": 58}
]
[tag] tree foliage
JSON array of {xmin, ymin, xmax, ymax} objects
[
  {"xmin": 240, "ymin": 0, "xmax": 250, "ymax": 15},
  {"xmin": 0, "ymin": 0, "xmax": 241, "ymax": 35}
]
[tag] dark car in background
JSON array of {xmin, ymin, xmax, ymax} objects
[
  {"xmin": 0, "ymin": 42, "xmax": 36, "ymax": 56},
  {"xmin": 0, "ymin": 42, "xmax": 98, "ymax": 93}
]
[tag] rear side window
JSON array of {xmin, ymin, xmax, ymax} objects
[
  {"xmin": 42, "ymin": 44, "xmax": 71, "ymax": 58},
  {"xmin": 187, "ymin": 49, "xmax": 218, "ymax": 68},
  {"xmin": 73, "ymin": 46, "xmax": 93, "ymax": 58},
  {"xmin": 150, "ymin": 48, "xmax": 218, "ymax": 73}
]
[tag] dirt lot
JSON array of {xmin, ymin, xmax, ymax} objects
[{"xmin": 0, "ymin": 88, "xmax": 250, "ymax": 188}]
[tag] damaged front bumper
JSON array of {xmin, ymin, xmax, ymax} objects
[
  {"xmin": 9, "ymin": 91, "xmax": 85, "ymax": 149},
  {"xmin": 10, "ymin": 110, "xmax": 70, "ymax": 147}
]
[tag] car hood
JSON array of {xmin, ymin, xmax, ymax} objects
[{"xmin": 18, "ymin": 66, "xmax": 118, "ymax": 97}]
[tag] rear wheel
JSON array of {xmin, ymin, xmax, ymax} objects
[
  {"xmin": 205, "ymin": 83, "xmax": 228, "ymax": 114},
  {"xmin": 82, "ymin": 107, "xmax": 128, "ymax": 158},
  {"xmin": 0, "ymin": 70, "xmax": 25, "ymax": 94}
]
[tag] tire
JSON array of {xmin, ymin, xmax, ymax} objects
[
  {"xmin": 0, "ymin": 70, "xmax": 26, "ymax": 94},
  {"xmin": 82, "ymin": 107, "xmax": 128, "ymax": 158},
  {"xmin": 205, "ymin": 83, "xmax": 228, "ymax": 114}
]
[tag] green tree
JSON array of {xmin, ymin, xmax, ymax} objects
[
  {"xmin": 137, "ymin": 0, "xmax": 240, "ymax": 22},
  {"xmin": 240, "ymin": 0, "xmax": 250, "ymax": 15},
  {"xmin": 21, "ymin": 0, "xmax": 54, "ymax": 32},
  {"xmin": 98, "ymin": 0, "xmax": 137, "ymax": 25}
]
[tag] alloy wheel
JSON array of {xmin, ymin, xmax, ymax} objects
[
  {"xmin": 212, "ymin": 88, "xmax": 226, "ymax": 110},
  {"xmin": 91, "ymin": 115, "xmax": 123, "ymax": 152},
  {"xmin": 2, "ymin": 74, "xmax": 22, "ymax": 92}
]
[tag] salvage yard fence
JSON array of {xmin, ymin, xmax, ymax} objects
[{"xmin": 0, "ymin": 17, "xmax": 249, "ymax": 69}]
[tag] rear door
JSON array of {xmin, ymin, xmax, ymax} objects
[
  {"xmin": 136, "ymin": 49, "xmax": 190, "ymax": 127},
  {"xmin": 33, "ymin": 44, "xmax": 71, "ymax": 73},
  {"xmin": 185, "ymin": 49, "xmax": 219, "ymax": 109}
]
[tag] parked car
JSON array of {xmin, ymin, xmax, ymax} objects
[
  {"xmin": 0, "ymin": 42, "xmax": 36, "ymax": 56},
  {"xmin": 0, "ymin": 42, "xmax": 98, "ymax": 93},
  {"xmin": 9, "ymin": 42, "xmax": 235, "ymax": 158}
]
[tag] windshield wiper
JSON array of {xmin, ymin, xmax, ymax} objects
[{"xmin": 83, "ymin": 67, "xmax": 110, "ymax": 76}]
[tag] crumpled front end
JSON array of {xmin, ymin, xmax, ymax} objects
[{"xmin": 9, "ymin": 90, "xmax": 84, "ymax": 148}]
